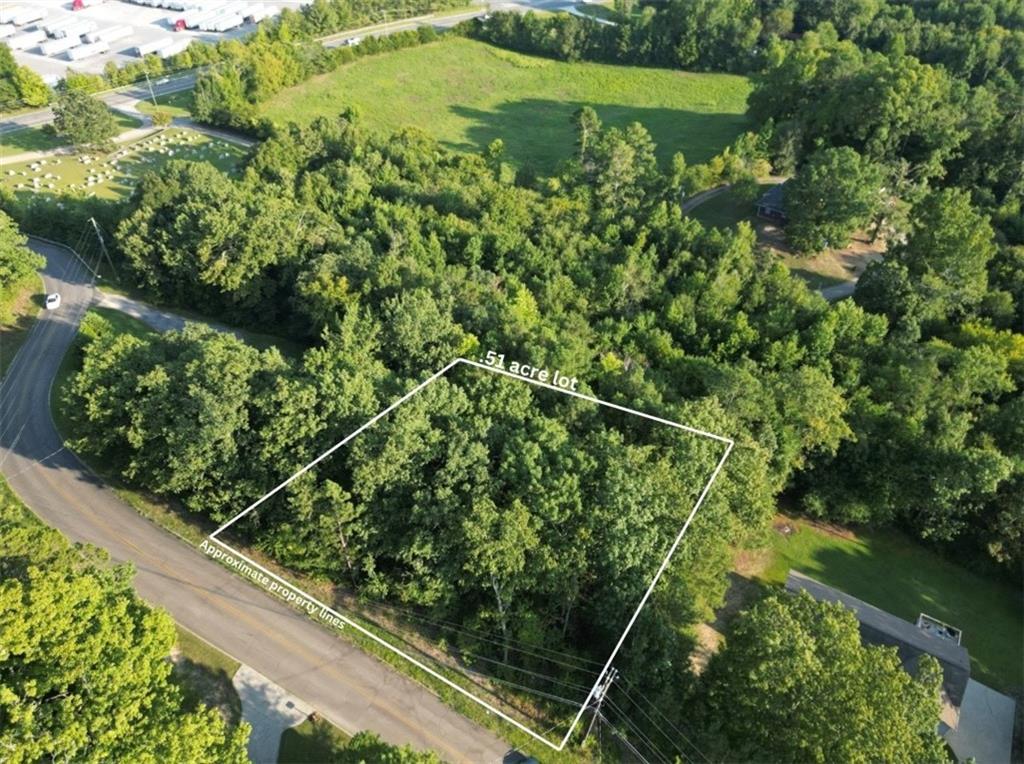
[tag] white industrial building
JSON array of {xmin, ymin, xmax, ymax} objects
[{"xmin": 4, "ymin": 0, "xmax": 306, "ymax": 80}]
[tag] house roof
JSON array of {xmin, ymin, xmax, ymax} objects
[
  {"xmin": 785, "ymin": 571, "xmax": 971, "ymax": 710},
  {"xmin": 756, "ymin": 181, "xmax": 786, "ymax": 212}
]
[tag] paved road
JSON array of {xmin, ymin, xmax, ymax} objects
[
  {"xmin": 819, "ymin": 280, "xmax": 857, "ymax": 301},
  {"xmin": 1, "ymin": 125, "xmax": 160, "ymax": 165},
  {"xmin": 680, "ymin": 184, "xmax": 729, "ymax": 213},
  {"xmin": 96, "ymin": 290, "xmax": 248, "ymax": 336},
  {"xmin": 1, "ymin": 0, "xmax": 576, "ymax": 136},
  {"xmin": 0, "ymin": 239, "xmax": 513, "ymax": 764},
  {"xmin": 0, "ymin": 72, "xmax": 198, "ymax": 135}
]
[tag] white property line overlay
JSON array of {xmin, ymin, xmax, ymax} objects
[{"xmin": 208, "ymin": 356, "xmax": 734, "ymax": 752}]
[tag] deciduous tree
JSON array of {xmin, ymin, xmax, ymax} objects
[{"xmin": 699, "ymin": 592, "xmax": 946, "ymax": 763}]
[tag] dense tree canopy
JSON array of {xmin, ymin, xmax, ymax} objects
[
  {"xmin": 63, "ymin": 112, "xmax": 871, "ymax": 727},
  {"xmin": 0, "ymin": 482, "xmax": 249, "ymax": 763},
  {"xmin": 0, "ymin": 44, "xmax": 49, "ymax": 111},
  {"xmin": 21, "ymin": 0, "xmax": 1021, "ymax": 757},
  {"xmin": 785, "ymin": 147, "xmax": 885, "ymax": 253},
  {"xmin": 0, "ymin": 210, "xmax": 44, "ymax": 321},
  {"xmin": 697, "ymin": 592, "xmax": 947, "ymax": 763}
]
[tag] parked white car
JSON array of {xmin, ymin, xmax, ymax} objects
[{"xmin": 45, "ymin": 292, "xmax": 61, "ymax": 310}]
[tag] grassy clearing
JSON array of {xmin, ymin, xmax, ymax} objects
[
  {"xmin": 0, "ymin": 127, "xmax": 63, "ymax": 156},
  {"xmin": 278, "ymin": 719, "xmax": 352, "ymax": 763},
  {"xmin": 691, "ymin": 183, "xmax": 763, "ymax": 230},
  {"xmin": 172, "ymin": 625, "xmax": 244, "ymax": 727},
  {"xmin": 1, "ymin": 127, "xmax": 247, "ymax": 201},
  {"xmin": 92, "ymin": 271, "xmax": 307, "ymax": 357},
  {"xmin": 776, "ymin": 252, "xmax": 852, "ymax": 289},
  {"xmin": 755, "ymin": 517, "xmax": 1023, "ymax": 693},
  {"xmin": 689, "ymin": 184, "xmax": 857, "ymax": 290},
  {"xmin": 0, "ymin": 112, "xmax": 144, "ymax": 159},
  {"xmin": 136, "ymin": 90, "xmax": 195, "ymax": 119},
  {"xmin": 261, "ymin": 37, "xmax": 752, "ymax": 171},
  {"xmin": 0, "ymin": 276, "xmax": 43, "ymax": 378}
]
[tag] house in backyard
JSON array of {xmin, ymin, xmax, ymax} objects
[
  {"xmin": 785, "ymin": 571, "xmax": 1016, "ymax": 764},
  {"xmin": 755, "ymin": 181, "xmax": 788, "ymax": 222}
]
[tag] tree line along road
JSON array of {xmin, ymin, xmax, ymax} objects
[{"xmin": 0, "ymin": 238, "xmax": 512, "ymax": 764}]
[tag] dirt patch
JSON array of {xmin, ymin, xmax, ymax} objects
[
  {"xmin": 772, "ymin": 518, "xmax": 796, "ymax": 536},
  {"xmin": 734, "ymin": 547, "xmax": 771, "ymax": 578},
  {"xmin": 690, "ymin": 571, "xmax": 765, "ymax": 674},
  {"xmin": 756, "ymin": 221, "xmax": 886, "ymax": 288},
  {"xmin": 802, "ymin": 517, "xmax": 857, "ymax": 541},
  {"xmin": 690, "ymin": 623, "xmax": 723, "ymax": 674}
]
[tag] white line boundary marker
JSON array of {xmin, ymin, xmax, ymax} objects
[{"xmin": 206, "ymin": 357, "xmax": 734, "ymax": 752}]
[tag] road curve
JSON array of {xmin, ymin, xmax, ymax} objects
[{"xmin": 0, "ymin": 239, "xmax": 512, "ymax": 764}]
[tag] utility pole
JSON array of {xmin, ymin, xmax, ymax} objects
[
  {"xmin": 582, "ymin": 667, "xmax": 618, "ymax": 744},
  {"xmin": 89, "ymin": 217, "xmax": 117, "ymax": 280},
  {"xmin": 143, "ymin": 68, "xmax": 158, "ymax": 107}
]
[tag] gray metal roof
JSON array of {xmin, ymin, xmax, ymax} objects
[
  {"xmin": 785, "ymin": 570, "xmax": 971, "ymax": 708},
  {"xmin": 756, "ymin": 182, "xmax": 786, "ymax": 212}
]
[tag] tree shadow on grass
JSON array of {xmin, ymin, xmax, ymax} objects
[
  {"xmin": 0, "ymin": 127, "xmax": 65, "ymax": 155},
  {"xmin": 448, "ymin": 99, "xmax": 752, "ymax": 172},
  {"xmin": 171, "ymin": 655, "xmax": 243, "ymax": 727},
  {"xmin": 279, "ymin": 719, "xmax": 349, "ymax": 764}
]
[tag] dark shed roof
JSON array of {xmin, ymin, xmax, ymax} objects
[
  {"xmin": 756, "ymin": 181, "xmax": 787, "ymax": 214},
  {"xmin": 785, "ymin": 570, "xmax": 971, "ymax": 709}
]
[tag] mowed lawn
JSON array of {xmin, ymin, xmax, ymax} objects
[
  {"xmin": 0, "ymin": 128, "xmax": 247, "ymax": 201},
  {"xmin": 757, "ymin": 518, "xmax": 1023, "ymax": 694},
  {"xmin": 261, "ymin": 38, "xmax": 753, "ymax": 171},
  {"xmin": 0, "ymin": 112, "xmax": 142, "ymax": 159}
]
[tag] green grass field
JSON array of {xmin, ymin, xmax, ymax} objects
[
  {"xmin": 757, "ymin": 518, "xmax": 1023, "ymax": 693},
  {"xmin": 691, "ymin": 184, "xmax": 763, "ymax": 230},
  {"xmin": 136, "ymin": 90, "xmax": 195, "ymax": 119},
  {"xmin": 0, "ymin": 112, "xmax": 143, "ymax": 159},
  {"xmin": 0, "ymin": 127, "xmax": 247, "ymax": 201},
  {"xmin": 261, "ymin": 38, "xmax": 753, "ymax": 171},
  {"xmin": 0, "ymin": 276, "xmax": 44, "ymax": 378}
]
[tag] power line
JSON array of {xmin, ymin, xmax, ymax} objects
[
  {"xmin": 596, "ymin": 709, "xmax": 655, "ymax": 764},
  {"xmin": 582, "ymin": 668, "xmax": 617, "ymax": 745},
  {"xmin": 475, "ymin": 672, "xmax": 584, "ymax": 709},
  {"xmin": 616, "ymin": 676, "xmax": 712, "ymax": 764},
  {"xmin": 364, "ymin": 597, "xmax": 604, "ymax": 667},
  {"xmin": 358, "ymin": 598, "xmax": 603, "ymax": 673},
  {"xmin": 609, "ymin": 691, "xmax": 690, "ymax": 763},
  {"xmin": 604, "ymin": 697, "xmax": 674, "ymax": 764},
  {"xmin": 462, "ymin": 650, "xmax": 594, "ymax": 694}
]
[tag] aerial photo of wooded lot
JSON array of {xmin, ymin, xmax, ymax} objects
[{"xmin": 0, "ymin": 0, "xmax": 1022, "ymax": 762}]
